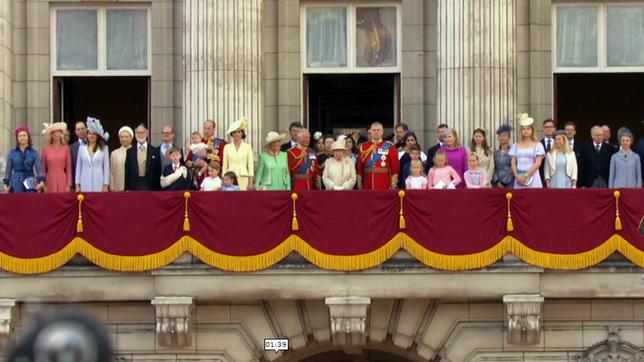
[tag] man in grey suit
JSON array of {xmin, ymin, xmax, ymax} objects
[{"xmin": 69, "ymin": 120, "xmax": 87, "ymax": 187}]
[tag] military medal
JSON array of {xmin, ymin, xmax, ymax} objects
[{"xmin": 380, "ymin": 155, "xmax": 386, "ymax": 167}]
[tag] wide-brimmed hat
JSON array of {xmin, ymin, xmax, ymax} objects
[
  {"xmin": 227, "ymin": 117, "xmax": 248, "ymax": 135},
  {"xmin": 86, "ymin": 117, "xmax": 110, "ymax": 141},
  {"xmin": 264, "ymin": 131, "xmax": 285, "ymax": 146},
  {"xmin": 330, "ymin": 135, "xmax": 348, "ymax": 152},
  {"xmin": 41, "ymin": 122, "xmax": 67, "ymax": 134},
  {"xmin": 517, "ymin": 113, "xmax": 534, "ymax": 127}
]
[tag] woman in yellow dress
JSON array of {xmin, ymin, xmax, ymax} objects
[{"xmin": 223, "ymin": 117, "xmax": 254, "ymax": 190}]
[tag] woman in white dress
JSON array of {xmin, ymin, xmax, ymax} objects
[
  {"xmin": 222, "ymin": 117, "xmax": 254, "ymax": 190},
  {"xmin": 75, "ymin": 117, "xmax": 110, "ymax": 192},
  {"xmin": 109, "ymin": 126, "xmax": 133, "ymax": 192},
  {"xmin": 322, "ymin": 136, "xmax": 356, "ymax": 190}
]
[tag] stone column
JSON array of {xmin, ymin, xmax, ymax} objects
[
  {"xmin": 437, "ymin": 0, "xmax": 516, "ymax": 145},
  {"xmin": 0, "ymin": 0, "xmax": 14, "ymax": 154},
  {"xmin": 182, "ymin": 0, "xmax": 263, "ymax": 152}
]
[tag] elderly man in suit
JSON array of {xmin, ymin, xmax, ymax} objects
[
  {"xmin": 158, "ymin": 125, "xmax": 182, "ymax": 170},
  {"xmin": 69, "ymin": 120, "xmax": 87, "ymax": 187},
  {"xmin": 580, "ymin": 125, "xmax": 616, "ymax": 188},
  {"xmin": 125, "ymin": 124, "xmax": 161, "ymax": 191}
]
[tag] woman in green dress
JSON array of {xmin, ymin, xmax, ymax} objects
[{"xmin": 255, "ymin": 131, "xmax": 291, "ymax": 191}]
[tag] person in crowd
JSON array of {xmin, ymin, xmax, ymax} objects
[
  {"xmin": 69, "ymin": 120, "xmax": 87, "ymax": 188},
  {"xmin": 510, "ymin": 113, "xmax": 545, "ymax": 188},
  {"xmin": 492, "ymin": 123, "xmax": 514, "ymax": 188},
  {"xmin": 186, "ymin": 119, "xmax": 226, "ymax": 185},
  {"xmin": 463, "ymin": 153, "xmax": 489, "ymax": 188},
  {"xmin": 539, "ymin": 118, "xmax": 557, "ymax": 185},
  {"xmin": 160, "ymin": 147, "xmax": 189, "ymax": 191},
  {"xmin": 221, "ymin": 171, "xmax": 241, "ymax": 191},
  {"xmin": 427, "ymin": 150, "xmax": 460, "ymax": 189},
  {"xmin": 398, "ymin": 132, "xmax": 427, "ymax": 188},
  {"xmin": 63, "ymin": 129, "xmax": 70, "ymax": 145},
  {"xmin": 345, "ymin": 134, "xmax": 359, "ymax": 165},
  {"xmin": 405, "ymin": 159, "xmax": 427, "ymax": 190},
  {"xmin": 563, "ymin": 121, "xmax": 583, "ymax": 178},
  {"xmin": 288, "ymin": 129, "xmax": 320, "ymax": 191},
  {"xmin": 189, "ymin": 131, "xmax": 207, "ymax": 164},
  {"xmin": 313, "ymin": 132, "xmax": 325, "ymax": 154},
  {"xmin": 401, "ymin": 144, "xmax": 423, "ymax": 189},
  {"xmin": 601, "ymin": 124, "xmax": 618, "ymax": 150},
  {"xmin": 75, "ymin": 117, "xmax": 110, "ymax": 192},
  {"xmin": 580, "ymin": 125, "xmax": 616, "ymax": 188},
  {"xmin": 317, "ymin": 135, "xmax": 335, "ymax": 180},
  {"xmin": 609, "ymin": 128, "xmax": 642, "ymax": 188},
  {"xmin": 440, "ymin": 128, "xmax": 468, "ymax": 188},
  {"xmin": 544, "ymin": 130, "xmax": 578, "ymax": 189},
  {"xmin": 322, "ymin": 136, "xmax": 356, "ymax": 191},
  {"xmin": 159, "ymin": 125, "xmax": 181, "ymax": 170},
  {"xmin": 470, "ymin": 128, "xmax": 494, "ymax": 182},
  {"xmin": 200, "ymin": 162, "xmax": 223, "ymax": 191},
  {"xmin": 223, "ymin": 117, "xmax": 254, "ymax": 190},
  {"xmin": 3, "ymin": 126, "xmax": 45, "ymax": 193},
  {"xmin": 426, "ymin": 123, "xmax": 449, "ymax": 171},
  {"xmin": 41, "ymin": 122, "xmax": 72, "ymax": 193},
  {"xmin": 281, "ymin": 122, "xmax": 303, "ymax": 152},
  {"xmin": 394, "ymin": 122, "xmax": 409, "ymax": 150},
  {"xmin": 357, "ymin": 122, "xmax": 399, "ymax": 190},
  {"xmin": 125, "ymin": 123, "xmax": 161, "ymax": 191},
  {"xmin": 255, "ymin": 131, "xmax": 291, "ymax": 191},
  {"xmin": 109, "ymin": 126, "xmax": 133, "ymax": 192}
]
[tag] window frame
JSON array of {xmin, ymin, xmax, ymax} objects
[
  {"xmin": 300, "ymin": 2, "xmax": 402, "ymax": 74},
  {"xmin": 51, "ymin": 5, "xmax": 152, "ymax": 76},
  {"xmin": 553, "ymin": 2, "xmax": 644, "ymax": 73}
]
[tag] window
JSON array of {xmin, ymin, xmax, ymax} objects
[
  {"xmin": 554, "ymin": 3, "xmax": 644, "ymax": 72},
  {"xmin": 302, "ymin": 3, "xmax": 401, "ymax": 73},
  {"xmin": 52, "ymin": 7, "xmax": 150, "ymax": 75}
]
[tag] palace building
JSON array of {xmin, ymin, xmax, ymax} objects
[{"xmin": 1, "ymin": 1, "xmax": 644, "ymax": 362}]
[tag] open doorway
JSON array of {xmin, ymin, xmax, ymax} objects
[
  {"xmin": 53, "ymin": 76, "xmax": 150, "ymax": 150},
  {"xmin": 555, "ymin": 73, "xmax": 644, "ymax": 142},
  {"xmin": 305, "ymin": 74, "xmax": 399, "ymax": 137}
]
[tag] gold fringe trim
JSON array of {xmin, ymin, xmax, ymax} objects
[
  {"xmin": 614, "ymin": 191, "xmax": 622, "ymax": 231},
  {"xmin": 183, "ymin": 192, "xmax": 191, "ymax": 232},
  {"xmin": 0, "ymin": 234, "xmax": 643, "ymax": 274}
]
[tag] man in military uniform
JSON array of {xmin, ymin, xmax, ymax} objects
[
  {"xmin": 287, "ymin": 129, "xmax": 320, "ymax": 191},
  {"xmin": 186, "ymin": 119, "xmax": 227, "ymax": 186},
  {"xmin": 357, "ymin": 122, "xmax": 400, "ymax": 190}
]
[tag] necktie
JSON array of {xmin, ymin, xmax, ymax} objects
[
  {"xmin": 173, "ymin": 165, "xmax": 177, "ymax": 172},
  {"xmin": 595, "ymin": 144, "xmax": 600, "ymax": 154},
  {"xmin": 139, "ymin": 145, "xmax": 145, "ymax": 152},
  {"xmin": 546, "ymin": 139, "xmax": 551, "ymax": 152}
]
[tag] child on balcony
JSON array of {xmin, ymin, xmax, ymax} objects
[
  {"xmin": 221, "ymin": 171, "xmax": 241, "ymax": 191},
  {"xmin": 405, "ymin": 159, "xmax": 427, "ymax": 189},
  {"xmin": 464, "ymin": 153, "xmax": 490, "ymax": 188},
  {"xmin": 200, "ymin": 162, "xmax": 223, "ymax": 191},
  {"xmin": 427, "ymin": 150, "xmax": 461, "ymax": 189}
]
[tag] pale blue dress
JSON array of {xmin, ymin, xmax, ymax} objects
[
  {"xmin": 509, "ymin": 143, "xmax": 545, "ymax": 189},
  {"xmin": 550, "ymin": 153, "xmax": 572, "ymax": 188},
  {"xmin": 75, "ymin": 144, "xmax": 110, "ymax": 192}
]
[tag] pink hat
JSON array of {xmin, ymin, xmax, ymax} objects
[{"xmin": 15, "ymin": 125, "xmax": 30, "ymax": 136}]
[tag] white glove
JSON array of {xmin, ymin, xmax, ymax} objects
[
  {"xmin": 179, "ymin": 166, "xmax": 188, "ymax": 178},
  {"xmin": 333, "ymin": 185, "xmax": 344, "ymax": 190}
]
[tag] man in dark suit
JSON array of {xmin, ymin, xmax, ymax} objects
[
  {"xmin": 539, "ymin": 118, "xmax": 557, "ymax": 185},
  {"xmin": 425, "ymin": 123, "xmax": 449, "ymax": 172},
  {"xmin": 580, "ymin": 125, "xmax": 616, "ymax": 188},
  {"xmin": 601, "ymin": 124, "xmax": 619, "ymax": 151},
  {"xmin": 158, "ymin": 125, "xmax": 182, "ymax": 170},
  {"xmin": 281, "ymin": 122, "xmax": 303, "ymax": 152},
  {"xmin": 563, "ymin": 121, "xmax": 583, "ymax": 187},
  {"xmin": 69, "ymin": 120, "xmax": 87, "ymax": 187},
  {"xmin": 125, "ymin": 124, "xmax": 162, "ymax": 191}
]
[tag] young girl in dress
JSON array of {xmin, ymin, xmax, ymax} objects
[
  {"xmin": 463, "ymin": 153, "xmax": 490, "ymax": 188},
  {"xmin": 405, "ymin": 159, "xmax": 428, "ymax": 189},
  {"xmin": 427, "ymin": 150, "xmax": 461, "ymax": 189},
  {"xmin": 200, "ymin": 162, "xmax": 223, "ymax": 191},
  {"xmin": 221, "ymin": 171, "xmax": 241, "ymax": 191}
]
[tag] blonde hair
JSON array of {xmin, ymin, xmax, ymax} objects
[
  {"xmin": 409, "ymin": 159, "xmax": 425, "ymax": 176},
  {"xmin": 444, "ymin": 128, "xmax": 460, "ymax": 147},
  {"xmin": 520, "ymin": 125, "xmax": 538, "ymax": 142},
  {"xmin": 433, "ymin": 149, "xmax": 448, "ymax": 166},
  {"xmin": 552, "ymin": 134, "xmax": 572, "ymax": 154}
]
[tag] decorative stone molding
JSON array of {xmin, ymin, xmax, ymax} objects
[
  {"xmin": 503, "ymin": 294, "xmax": 543, "ymax": 344},
  {"xmin": 151, "ymin": 297, "xmax": 194, "ymax": 347},
  {"xmin": 325, "ymin": 297, "xmax": 371, "ymax": 346},
  {"xmin": 578, "ymin": 327, "xmax": 644, "ymax": 362},
  {"xmin": 0, "ymin": 299, "xmax": 16, "ymax": 349}
]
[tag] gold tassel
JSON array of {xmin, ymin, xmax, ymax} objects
[
  {"xmin": 291, "ymin": 193, "xmax": 299, "ymax": 231},
  {"xmin": 614, "ymin": 191, "xmax": 622, "ymax": 231},
  {"xmin": 505, "ymin": 192, "xmax": 514, "ymax": 232},
  {"xmin": 183, "ymin": 192, "xmax": 191, "ymax": 232},
  {"xmin": 76, "ymin": 194, "xmax": 85, "ymax": 233},
  {"xmin": 398, "ymin": 190, "xmax": 406, "ymax": 230}
]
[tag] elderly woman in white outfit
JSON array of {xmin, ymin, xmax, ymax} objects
[{"xmin": 322, "ymin": 136, "xmax": 356, "ymax": 190}]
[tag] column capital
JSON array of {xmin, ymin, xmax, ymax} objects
[
  {"xmin": 325, "ymin": 296, "xmax": 371, "ymax": 346},
  {"xmin": 0, "ymin": 299, "xmax": 16, "ymax": 349},
  {"xmin": 151, "ymin": 296, "xmax": 194, "ymax": 347},
  {"xmin": 503, "ymin": 294, "xmax": 543, "ymax": 345}
]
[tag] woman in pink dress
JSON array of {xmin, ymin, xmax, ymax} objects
[{"xmin": 41, "ymin": 122, "xmax": 73, "ymax": 193}]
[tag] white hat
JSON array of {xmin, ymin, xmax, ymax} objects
[
  {"xmin": 118, "ymin": 126, "xmax": 134, "ymax": 138},
  {"xmin": 227, "ymin": 117, "xmax": 248, "ymax": 136},
  {"xmin": 264, "ymin": 131, "xmax": 285, "ymax": 146},
  {"xmin": 41, "ymin": 122, "xmax": 67, "ymax": 134},
  {"xmin": 517, "ymin": 113, "xmax": 534, "ymax": 127},
  {"xmin": 330, "ymin": 135, "xmax": 348, "ymax": 152},
  {"xmin": 86, "ymin": 117, "xmax": 110, "ymax": 141}
]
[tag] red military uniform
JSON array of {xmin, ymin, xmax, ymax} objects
[
  {"xmin": 287, "ymin": 146, "xmax": 319, "ymax": 191},
  {"xmin": 357, "ymin": 140, "xmax": 400, "ymax": 190}
]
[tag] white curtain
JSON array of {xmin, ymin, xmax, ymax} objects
[
  {"xmin": 556, "ymin": 6, "xmax": 597, "ymax": 67},
  {"xmin": 607, "ymin": 6, "xmax": 644, "ymax": 67},
  {"xmin": 107, "ymin": 10, "xmax": 148, "ymax": 70},
  {"xmin": 307, "ymin": 7, "xmax": 347, "ymax": 68},
  {"xmin": 57, "ymin": 10, "xmax": 98, "ymax": 71}
]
